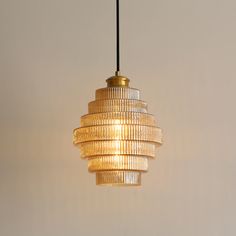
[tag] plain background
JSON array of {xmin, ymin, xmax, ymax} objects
[{"xmin": 0, "ymin": 0, "xmax": 236, "ymax": 235}]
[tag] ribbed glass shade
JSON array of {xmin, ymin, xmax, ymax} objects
[{"xmin": 73, "ymin": 76, "xmax": 163, "ymax": 186}]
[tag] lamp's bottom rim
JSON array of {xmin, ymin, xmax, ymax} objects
[
  {"xmin": 96, "ymin": 183, "xmax": 141, "ymax": 187},
  {"xmin": 96, "ymin": 170, "xmax": 142, "ymax": 186}
]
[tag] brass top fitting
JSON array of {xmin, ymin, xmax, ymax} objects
[{"xmin": 106, "ymin": 75, "xmax": 130, "ymax": 87}]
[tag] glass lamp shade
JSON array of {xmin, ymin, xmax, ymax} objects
[{"xmin": 73, "ymin": 76, "xmax": 163, "ymax": 186}]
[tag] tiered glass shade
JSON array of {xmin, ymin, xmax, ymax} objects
[{"xmin": 73, "ymin": 76, "xmax": 163, "ymax": 186}]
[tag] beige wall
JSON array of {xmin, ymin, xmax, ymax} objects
[{"xmin": 0, "ymin": 0, "xmax": 236, "ymax": 235}]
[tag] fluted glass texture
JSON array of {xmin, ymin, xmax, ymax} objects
[{"xmin": 73, "ymin": 77, "xmax": 163, "ymax": 186}]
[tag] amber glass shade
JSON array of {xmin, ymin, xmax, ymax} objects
[{"xmin": 73, "ymin": 76, "xmax": 163, "ymax": 186}]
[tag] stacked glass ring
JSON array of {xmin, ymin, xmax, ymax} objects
[{"xmin": 73, "ymin": 75, "xmax": 163, "ymax": 186}]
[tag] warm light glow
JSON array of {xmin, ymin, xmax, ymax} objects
[{"xmin": 73, "ymin": 77, "xmax": 163, "ymax": 186}]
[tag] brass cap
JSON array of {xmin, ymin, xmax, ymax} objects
[{"xmin": 106, "ymin": 75, "xmax": 130, "ymax": 87}]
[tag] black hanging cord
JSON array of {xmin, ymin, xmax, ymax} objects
[{"xmin": 116, "ymin": 0, "xmax": 120, "ymax": 75}]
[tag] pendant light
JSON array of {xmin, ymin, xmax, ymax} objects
[{"xmin": 73, "ymin": 0, "xmax": 163, "ymax": 186}]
